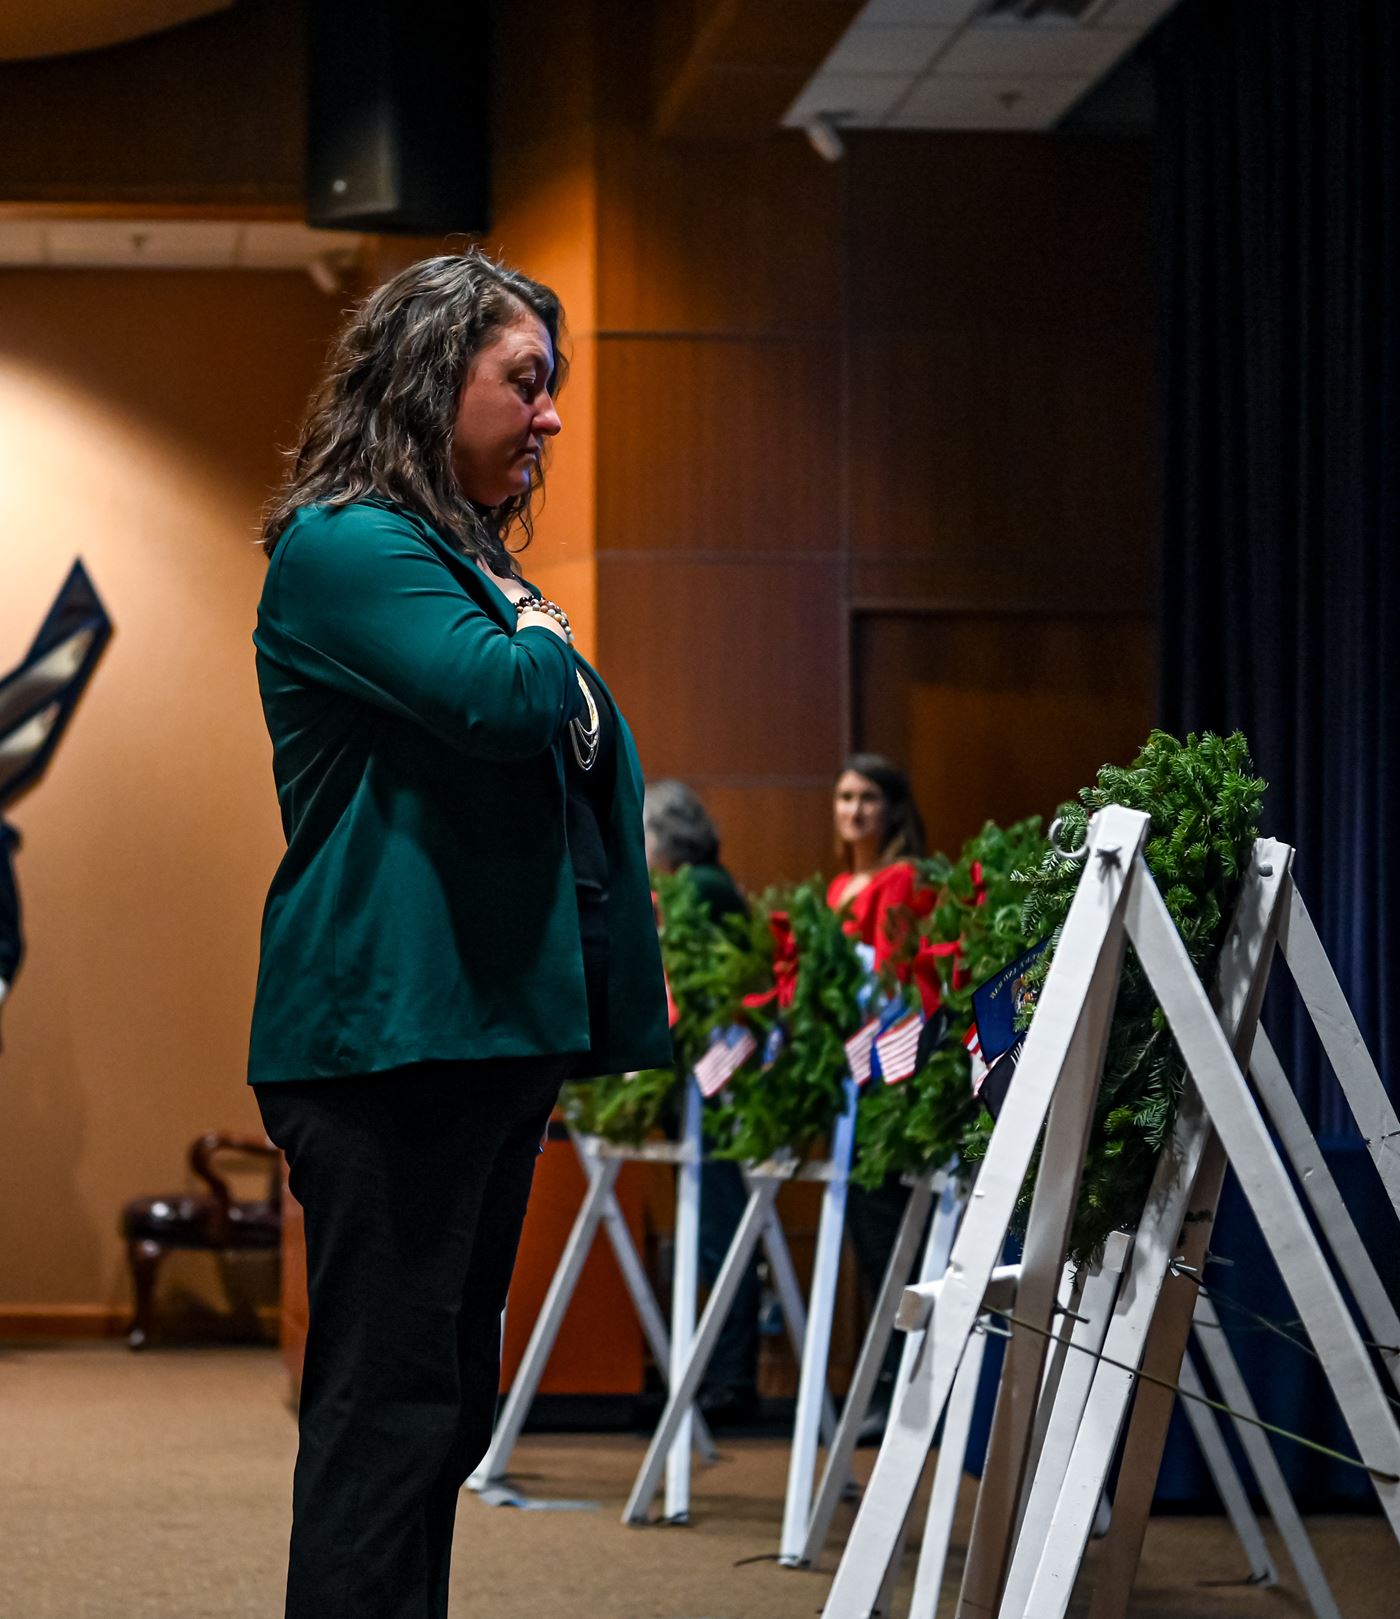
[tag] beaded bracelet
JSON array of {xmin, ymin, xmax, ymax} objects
[{"xmin": 515, "ymin": 593, "xmax": 573, "ymax": 644}]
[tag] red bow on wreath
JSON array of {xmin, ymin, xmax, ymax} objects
[
  {"xmin": 970, "ymin": 860, "xmax": 989, "ymax": 907},
  {"xmin": 905, "ymin": 937, "xmax": 965, "ymax": 1017},
  {"xmin": 876, "ymin": 881, "xmax": 936, "ymax": 970},
  {"xmin": 742, "ymin": 911, "xmax": 799, "ymax": 1011}
]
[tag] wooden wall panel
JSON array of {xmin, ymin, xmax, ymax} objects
[
  {"xmin": 843, "ymin": 132, "xmax": 1141, "ymax": 336},
  {"xmin": 850, "ymin": 557, "xmax": 1146, "ymax": 617},
  {"xmin": 0, "ymin": 0, "xmax": 303, "ymax": 205},
  {"xmin": 693, "ymin": 784, "xmax": 836, "ymax": 893},
  {"xmin": 596, "ymin": 337, "xmax": 841, "ymax": 554},
  {"xmin": 596, "ymin": 126, "xmax": 842, "ymax": 333},
  {"xmin": 584, "ymin": 121, "xmax": 1156, "ymax": 888},
  {"xmin": 847, "ymin": 327, "xmax": 1156, "ymax": 610},
  {"xmin": 597, "ymin": 556, "xmax": 843, "ymax": 781},
  {"xmin": 852, "ymin": 611, "xmax": 1157, "ymax": 860},
  {"xmin": 1053, "ymin": 329, "xmax": 1159, "ymax": 573},
  {"xmin": 848, "ymin": 328, "xmax": 1049, "ymax": 560}
]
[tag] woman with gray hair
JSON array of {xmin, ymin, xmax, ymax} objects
[
  {"xmin": 643, "ymin": 780, "xmax": 760, "ymax": 1422},
  {"xmin": 644, "ymin": 779, "xmax": 724, "ymax": 881}
]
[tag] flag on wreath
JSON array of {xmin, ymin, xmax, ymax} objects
[
  {"xmin": 864, "ymin": 999, "xmax": 909, "ymax": 1083},
  {"xmin": 761, "ymin": 1024, "xmax": 786, "ymax": 1070},
  {"xmin": 964, "ymin": 1023, "xmax": 989, "ymax": 1093},
  {"xmin": 844, "ymin": 1016, "xmax": 882, "ymax": 1086},
  {"xmin": 693, "ymin": 1025, "xmax": 758, "ymax": 1098},
  {"xmin": 875, "ymin": 1008, "xmax": 924, "ymax": 1084}
]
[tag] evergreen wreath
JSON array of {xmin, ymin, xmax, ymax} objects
[
  {"xmin": 561, "ymin": 867, "xmax": 760, "ymax": 1144},
  {"xmin": 964, "ymin": 729, "xmax": 1266, "ymax": 1259},
  {"xmin": 851, "ymin": 817, "xmax": 1050, "ymax": 1189},
  {"xmin": 563, "ymin": 872, "xmax": 867, "ymax": 1162},
  {"xmin": 704, "ymin": 879, "xmax": 868, "ymax": 1164},
  {"xmin": 563, "ymin": 728, "xmax": 1264, "ymax": 1268}
]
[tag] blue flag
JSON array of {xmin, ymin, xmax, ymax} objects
[{"xmin": 970, "ymin": 939, "xmax": 1049, "ymax": 1063}]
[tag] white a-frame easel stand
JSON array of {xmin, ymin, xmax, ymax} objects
[
  {"xmin": 823, "ymin": 805, "xmax": 1400, "ymax": 1619},
  {"xmin": 470, "ymin": 1081, "xmax": 715, "ymax": 1517},
  {"xmin": 471, "ymin": 1079, "xmax": 839, "ymax": 1520}
]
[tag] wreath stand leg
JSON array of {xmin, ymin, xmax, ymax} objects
[
  {"xmin": 1186, "ymin": 1291, "xmax": 1341, "ymax": 1614},
  {"xmin": 906, "ymin": 1301, "xmax": 990, "ymax": 1618},
  {"xmin": 1174, "ymin": 1350, "xmax": 1278, "ymax": 1584},
  {"xmin": 955, "ymin": 855, "xmax": 1142, "ymax": 1619},
  {"xmin": 799, "ymin": 1165, "xmax": 951, "ymax": 1567},
  {"xmin": 625, "ymin": 1111, "xmax": 853, "ymax": 1531},
  {"xmin": 666, "ymin": 1077, "xmax": 703, "ymax": 1521},
  {"xmin": 1281, "ymin": 882, "xmax": 1400, "ymax": 1212},
  {"xmin": 780, "ymin": 1077, "xmax": 861, "ymax": 1562},
  {"xmin": 470, "ymin": 1147, "xmax": 626, "ymax": 1500},
  {"xmin": 624, "ymin": 1170, "xmax": 786, "ymax": 1522},
  {"xmin": 996, "ymin": 1232, "xmax": 1134, "ymax": 1617},
  {"xmin": 584, "ymin": 1138, "xmax": 718, "ymax": 1467},
  {"xmin": 470, "ymin": 1094, "xmax": 716, "ymax": 1502},
  {"xmin": 750, "ymin": 1175, "xmax": 841, "ymax": 1449},
  {"xmin": 1251, "ymin": 1030, "xmax": 1400, "ymax": 1399}
]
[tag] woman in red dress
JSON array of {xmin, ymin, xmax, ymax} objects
[
  {"xmin": 827, "ymin": 753, "xmax": 929, "ymax": 969},
  {"xmin": 828, "ymin": 753, "xmax": 931, "ymax": 1436}
]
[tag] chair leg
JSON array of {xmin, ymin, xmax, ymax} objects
[{"xmin": 127, "ymin": 1238, "xmax": 164, "ymax": 1350}]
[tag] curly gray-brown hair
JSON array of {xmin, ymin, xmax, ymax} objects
[
  {"xmin": 643, "ymin": 780, "xmax": 721, "ymax": 872},
  {"xmin": 260, "ymin": 249, "xmax": 567, "ymax": 573}
]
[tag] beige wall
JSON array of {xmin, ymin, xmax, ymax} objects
[{"xmin": 0, "ymin": 270, "xmax": 338, "ymax": 1319}]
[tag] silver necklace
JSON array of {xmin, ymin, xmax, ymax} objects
[{"xmin": 570, "ymin": 670, "xmax": 600, "ymax": 771}]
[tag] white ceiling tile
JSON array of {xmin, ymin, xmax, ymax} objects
[
  {"xmin": 935, "ymin": 23, "xmax": 1130, "ymax": 79},
  {"xmin": 46, "ymin": 220, "xmax": 240, "ymax": 268},
  {"xmin": 821, "ymin": 24, "xmax": 953, "ymax": 76},
  {"xmin": 783, "ymin": 72, "xmax": 913, "ymax": 126},
  {"xmin": 0, "ymin": 220, "xmax": 45, "ymax": 265},
  {"xmin": 1093, "ymin": 0, "xmax": 1180, "ymax": 28},
  {"xmin": 894, "ymin": 73, "xmax": 1089, "ymax": 129},
  {"xmin": 858, "ymin": 0, "xmax": 980, "ymax": 24}
]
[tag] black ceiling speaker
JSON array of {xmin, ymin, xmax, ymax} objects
[{"xmin": 306, "ymin": 0, "xmax": 491, "ymax": 234}]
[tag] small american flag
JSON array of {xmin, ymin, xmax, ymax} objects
[
  {"xmin": 964, "ymin": 1023, "xmax": 989, "ymax": 1094},
  {"xmin": 875, "ymin": 1009, "xmax": 925, "ymax": 1085},
  {"xmin": 844, "ymin": 1016, "xmax": 882, "ymax": 1085},
  {"xmin": 761, "ymin": 1024, "xmax": 786, "ymax": 1070},
  {"xmin": 693, "ymin": 1025, "xmax": 757, "ymax": 1098}
]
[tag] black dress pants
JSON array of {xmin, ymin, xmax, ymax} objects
[{"xmin": 256, "ymin": 1054, "xmax": 571, "ymax": 1619}]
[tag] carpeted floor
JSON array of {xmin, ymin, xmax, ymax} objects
[{"xmin": 1, "ymin": 1342, "xmax": 1396, "ymax": 1618}]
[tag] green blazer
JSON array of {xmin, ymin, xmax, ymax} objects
[{"xmin": 247, "ymin": 499, "xmax": 672, "ymax": 1085}]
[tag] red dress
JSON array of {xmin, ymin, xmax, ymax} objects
[{"xmin": 827, "ymin": 862, "xmax": 932, "ymax": 971}]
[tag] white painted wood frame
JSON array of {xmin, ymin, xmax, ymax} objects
[{"xmin": 822, "ymin": 804, "xmax": 1150, "ymax": 1619}]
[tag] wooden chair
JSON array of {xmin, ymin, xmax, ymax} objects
[{"xmin": 120, "ymin": 1131, "xmax": 282, "ymax": 1349}]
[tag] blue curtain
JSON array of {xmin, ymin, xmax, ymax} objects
[{"xmin": 1155, "ymin": 0, "xmax": 1400, "ymax": 1136}]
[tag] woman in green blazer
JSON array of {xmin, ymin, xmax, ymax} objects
[{"xmin": 249, "ymin": 252, "xmax": 670, "ymax": 1619}]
